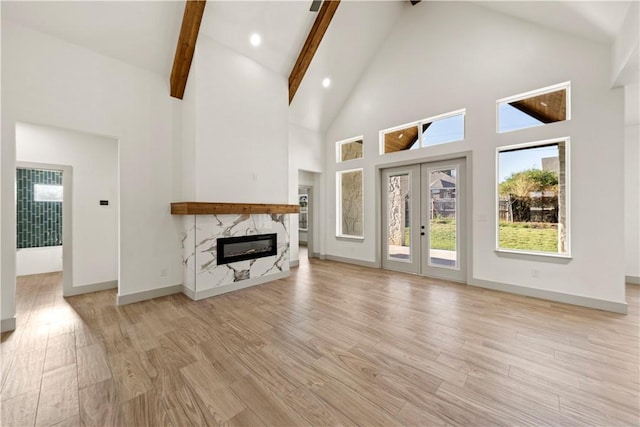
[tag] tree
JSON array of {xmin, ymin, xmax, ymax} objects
[
  {"xmin": 499, "ymin": 168, "xmax": 558, "ymax": 197},
  {"xmin": 500, "ymin": 168, "xmax": 558, "ymax": 223}
]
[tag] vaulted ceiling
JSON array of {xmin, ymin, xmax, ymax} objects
[{"xmin": 2, "ymin": 0, "xmax": 635, "ymax": 132}]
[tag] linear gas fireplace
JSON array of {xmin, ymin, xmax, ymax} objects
[{"xmin": 217, "ymin": 233, "xmax": 277, "ymax": 265}]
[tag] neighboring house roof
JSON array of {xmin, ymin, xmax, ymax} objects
[{"xmin": 430, "ymin": 171, "xmax": 456, "ymax": 189}]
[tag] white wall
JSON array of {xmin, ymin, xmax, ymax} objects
[
  {"xmin": 324, "ymin": 2, "xmax": 626, "ymax": 305},
  {"xmin": 17, "ymin": 247, "xmax": 62, "ymax": 276},
  {"xmin": 16, "ymin": 123, "xmax": 118, "ymax": 287},
  {"xmin": 625, "ymin": 84, "xmax": 640, "ymax": 280},
  {"xmin": 288, "ymin": 124, "xmax": 324, "ymax": 262},
  {"xmin": 1, "ymin": 21, "xmax": 183, "ymax": 324},
  {"xmin": 186, "ymin": 35, "xmax": 289, "ymax": 203}
]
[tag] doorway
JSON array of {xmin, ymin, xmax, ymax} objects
[
  {"xmin": 16, "ymin": 162, "xmax": 73, "ymax": 293},
  {"xmin": 381, "ymin": 158, "xmax": 466, "ymax": 282}
]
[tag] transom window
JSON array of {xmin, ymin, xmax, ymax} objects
[
  {"xmin": 381, "ymin": 109, "xmax": 465, "ymax": 154},
  {"xmin": 497, "ymin": 82, "xmax": 570, "ymax": 133},
  {"xmin": 336, "ymin": 136, "xmax": 363, "ymax": 162}
]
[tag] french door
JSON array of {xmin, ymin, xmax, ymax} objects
[{"xmin": 382, "ymin": 159, "xmax": 466, "ymax": 282}]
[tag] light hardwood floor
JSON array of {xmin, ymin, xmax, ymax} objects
[{"xmin": 1, "ymin": 257, "xmax": 639, "ymax": 426}]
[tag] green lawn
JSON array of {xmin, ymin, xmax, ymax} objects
[
  {"xmin": 430, "ymin": 218, "xmax": 456, "ymax": 250},
  {"xmin": 405, "ymin": 219, "xmax": 557, "ymax": 253},
  {"xmin": 403, "ymin": 219, "xmax": 457, "ymax": 250},
  {"xmin": 499, "ymin": 222, "xmax": 557, "ymax": 252}
]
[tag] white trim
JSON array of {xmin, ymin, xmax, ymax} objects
[
  {"xmin": 626, "ymin": 275, "xmax": 640, "ymax": 285},
  {"xmin": 188, "ymin": 271, "xmax": 289, "ymax": 301},
  {"xmin": 335, "ymin": 135, "xmax": 364, "ymax": 163},
  {"xmin": 379, "ymin": 108, "xmax": 466, "ymax": 155},
  {"xmin": 471, "ymin": 278, "xmax": 627, "ymax": 314},
  {"xmin": 336, "ymin": 235, "xmax": 365, "ymax": 241},
  {"xmin": 116, "ymin": 284, "xmax": 183, "ymax": 305},
  {"xmin": 496, "ymin": 81, "xmax": 571, "ymax": 133},
  {"xmin": 336, "ymin": 168, "xmax": 364, "ymax": 239},
  {"xmin": 320, "ymin": 254, "xmax": 379, "ymax": 268},
  {"xmin": 495, "ymin": 248, "xmax": 572, "ymax": 259},
  {"xmin": 496, "ymin": 137, "xmax": 571, "ymax": 258},
  {"xmin": 65, "ymin": 280, "xmax": 117, "ymax": 296},
  {"xmin": 1, "ymin": 317, "xmax": 17, "ymax": 333}
]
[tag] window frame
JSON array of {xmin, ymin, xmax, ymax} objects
[
  {"xmin": 336, "ymin": 168, "xmax": 365, "ymax": 240},
  {"xmin": 495, "ymin": 137, "xmax": 571, "ymax": 258},
  {"xmin": 336, "ymin": 136, "xmax": 364, "ymax": 163},
  {"xmin": 379, "ymin": 109, "xmax": 466, "ymax": 155},
  {"xmin": 496, "ymin": 81, "xmax": 571, "ymax": 134}
]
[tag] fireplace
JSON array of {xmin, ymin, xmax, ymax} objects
[{"xmin": 217, "ymin": 233, "xmax": 277, "ymax": 265}]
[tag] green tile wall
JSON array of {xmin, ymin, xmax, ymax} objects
[{"xmin": 16, "ymin": 168, "xmax": 63, "ymax": 249}]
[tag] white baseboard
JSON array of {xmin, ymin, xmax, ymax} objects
[
  {"xmin": 472, "ymin": 278, "xmax": 627, "ymax": 314},
  {"xmin": 1, "ymin": 317, "xmax": 16, "ymax": 333},
  {"xmin": 188, "ymin": 271, "xmax": 289, "ymax": 301},
  {"xmin": 625, "ymin": 275, "xmax": 640, "ymax": 285},
  {"xmin": 320, "ymin": 254, "xmax": 378, "ymax": 268},
  {"xmin": 65, "ymin": 280, "xmax": 118, "ymax": 297},
  {"xmin": 116, "ymin": 284, "xmax": 183, "ymax": 305},
  {"xmin": 290, "ymin": 260, "xmax": 300, "ymax": 268}
]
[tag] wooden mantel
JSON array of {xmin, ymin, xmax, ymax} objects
[{"xmin": 171, "ymin": 202, "xmax": 300, "ymax": 215}]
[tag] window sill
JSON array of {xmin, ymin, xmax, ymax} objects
[
  {"xmin": 336, "ymin": 235, "xmax": 365, "ymax": 242},
  {"xmin": 495, "ymin": 248, "xmax": 572, "ymax": 263}
]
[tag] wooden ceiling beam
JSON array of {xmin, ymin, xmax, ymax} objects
[
  {"xmin": 170, "ymin": 0, "xmax": 206, "ymax": 100},
  {"xmin": 288, "ymin": 0, "xmax": 340, "ymax": 104}
]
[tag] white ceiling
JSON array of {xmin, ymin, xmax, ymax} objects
[
  {"xmin": 1, "ymin": 1, "xmax": 184, "ymax": 78},
  {"xmin": 289, "ymin": 0, "xmax": 407, "ymax": 131},
  {"xmin": 1, "ymin": 0, "xmax": 636, "ymax": 131},
  {"xmin": 199, "ymin": 1, "xmax": 317, "ymax": 76},
  {"xmin": 477, "ymin": 1, "xmax": 632, "ymax": 44}
]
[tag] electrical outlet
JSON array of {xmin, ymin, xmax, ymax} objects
[{"xmin": 532, "ymin": 269, "xmax": 540, "ymax": 278}]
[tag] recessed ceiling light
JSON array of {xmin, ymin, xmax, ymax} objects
[
  {"xmin": 322, "ymin": 77, "xmax": 331, "ymax": 88},
  {"xmin": 250, "ymin": 33, "xmax": 261, "ymax": 47}
]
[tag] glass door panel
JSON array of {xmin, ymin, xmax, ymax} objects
[
  {"xmin": 421, "ymin": 159, "xmax": 466, "ymax": 282},
  {"xmin": 382, "ymin": 165, "xmax": 420, "ymax": 274},
  {"xmin": 427, "ymin": 167, "xmax": 458, "ymax": 268},
  {"xmin": 387, "ymin": 173, "xmax": 411, "ymax": 261}
]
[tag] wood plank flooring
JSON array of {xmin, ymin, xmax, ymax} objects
[{"xmin": 1, "ymin": 257, "xmax": 639, "ymax": 426}]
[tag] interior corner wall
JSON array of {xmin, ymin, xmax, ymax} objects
[
  {"xmin": 16, "ymin": 123, "xmax": 118, "ymax": 287},
  {"xmin": 324, "ymin": 1, "xmax": 626, "ymax": 305},
  {"xmin": 288, "ymin": 124, "xmax": 324, "ymax": 262},
  {"xmin": 191, "ymin": 35, "xmax": 289, "ymax": 203},
  {"xmin": 1, "ymin": 21, "xmax": 184, "ymax": 314}
]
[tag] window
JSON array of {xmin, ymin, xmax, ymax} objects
[
  {"xmin": 337, "ymin": 168, "xmax": 363, "ymax": 238},
  {"xmin": 497, "ymin": 138, "xmax": 570, "ymax": 256},
  {"xmin": 337, "ymin": 137, "xmax": 363, "ymax": 162},
  {"xmin": 34, "ymin": 184, "xmax": 63, "ymax": 202},
  {"xmin": 381, "ymin": 109, "xmax": 465, "ymax": 154},
  {"xmin": 497, "ymin": 82, "xmax": 570, "ymax": 133}
]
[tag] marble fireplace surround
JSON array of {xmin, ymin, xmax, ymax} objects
[{"xmin": 172, "ymin": 202, "xmax": 300, "ymax": 301}]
